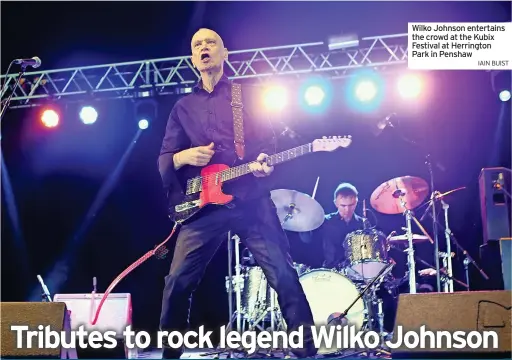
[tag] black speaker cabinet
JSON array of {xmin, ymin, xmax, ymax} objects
[{"xmin": 0, "ymin": 302, "xmax": 76, "ymax": 358}]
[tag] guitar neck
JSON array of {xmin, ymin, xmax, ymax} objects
[{"xmin": 223, "ymin": 143, "xmax": 312, "ymax": 181}]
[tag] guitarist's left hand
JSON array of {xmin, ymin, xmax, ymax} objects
[{"xmin": 249, "ymin": 153, "xmax": 274, "ymax": 177}]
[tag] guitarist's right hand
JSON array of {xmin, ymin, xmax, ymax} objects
[{"xmin": 174, "ymin": 142, "xmax": 215, "ymax": 169}]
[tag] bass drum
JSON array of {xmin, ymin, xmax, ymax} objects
[{"xmin": 299, "ymin": 269, "xmax": 366, "ymax": 355}]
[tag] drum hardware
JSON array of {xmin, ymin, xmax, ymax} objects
[
  {"xmin": 416, "ymin": 256, "xmax": 469, "ymax": 290},
  {"xmin": 418, "ymin": 183, "xmax": 467, "ymax": 292},
  {"xmin": 388, "ymin": 233, "xmax": 430, "ymax": 243},
  {"xmin": 271, "ymin": 189, "xmax": 325, "ymax": 232},
  {"xmin": 329, "ymin": 261, "xmax": 395, "ymax": 359},
  {"xmin": 202, "ymin": 232, "xmax": 247, "ymax": 359},
  {"xmin": 370, "ymin": 176, "xmax": 431, "ymax": 294},
  {"xmin": 421, "ymin": 206, "xmax": 489, "ymax": 291},
  {"xmin": 344, "ymin": 229, "xmax": 390, "ymax": 281},
  {"xmin": 440, "ymin": 199, "xmax": 454, "ymax": 293}
]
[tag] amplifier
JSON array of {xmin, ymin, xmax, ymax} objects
[
  {"xmin": 0, "ymin": 302, "xmax": 77, "ymax": 358},
  {"xmin": 53, "ymin": 293, "xmax": 133, "ymax": 358},
  {"xmin": 478, "ymin": 167, "xmax": 510, "ymax": 244}
]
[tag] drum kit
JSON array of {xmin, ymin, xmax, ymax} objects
[{"xmin": 220, "ymin": 175, "xmax": 467, "ymax": 358}]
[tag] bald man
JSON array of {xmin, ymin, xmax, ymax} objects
[{"xmin": 157, "ymin": 28, "xmax": 317, "ymax": 358}]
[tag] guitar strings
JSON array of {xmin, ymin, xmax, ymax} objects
[
  {"xmin": 188, "ymin": 145, "xmax": 311, "ymax": 190},
  {"xmin": 187, "ymin": 138, "xmax": 348, "ymax": 190}
]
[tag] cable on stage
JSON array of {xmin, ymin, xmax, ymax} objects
[{"xmin": 90, "ymin": 221, "xmax": 179, "ymax": 325}]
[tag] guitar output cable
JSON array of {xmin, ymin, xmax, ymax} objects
[{"xmin": 90, "ymin": 221, "xmax": 180, "ymax": 325}]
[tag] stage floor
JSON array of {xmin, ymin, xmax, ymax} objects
[{"xmin": 136, "ymin": 347, "xmax": 392, "ymax": 359}]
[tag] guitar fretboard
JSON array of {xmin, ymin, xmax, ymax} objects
[{"xmin": 186, "ymin": 143, "xmax": 312, "ymax": 194}]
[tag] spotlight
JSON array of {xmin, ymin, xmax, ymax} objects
[
  {"xmin": 79, "ymin": 106, "xmax": 98, "ymax": 124},
  {"xmin": 397, "ymin": 74, "xmax": 422, "ymax": 99},
  {"xmin": 138, "ymin": 119, "xmax": 149, "ymax": 130},
  {"xmin": 355, "ymin": 80, "xmax": 377, "ymax": 102},
  {"xmin": 491, "ymin": 70, "xmax": 511, "ymax": 102},
  {"xmin": 499, "ymin": 90, "xmax": 511, "ymax": 102},
  {"xmin": 346, "ymin": 70, "xmax": 384, "ymax": 112},
  {"xmin": 263, "ymin": 85, "xmax": 288, "ymax": 112},
  {"xmin": 41, "ymin": 109, "xmax": 59, "ymax": 128},
  {"xmin": 80, "ymin": 106, "xmax": 98, "ymax": 125},
  {"xmin": 304, "ymin": 86, "xmax": 325, "ymax": 106}
]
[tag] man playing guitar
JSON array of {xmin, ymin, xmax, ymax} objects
[{"xmin": 157, "ymin": 28, "xmax": 317, "ymax": 358}]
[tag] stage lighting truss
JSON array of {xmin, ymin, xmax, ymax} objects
[{"xmin": 1, "ymin": 33, "xmax": 407, "ymax": 109}]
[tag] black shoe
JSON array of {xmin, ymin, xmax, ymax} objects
[
  {"xmin": 162, "ymin": 346, "xmax": 183, "ymax": 359},
  {"xmin": 290, "ymin": 337, "xmax": 318, "ymax": 358}
]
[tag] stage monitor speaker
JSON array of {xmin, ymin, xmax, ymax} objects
[
  {"xmin": 392, "ymin": 291, "xmax": 511, "ymax": 358},
  {"xmin": 479, "ymin": 167, "xmax": 510, "ymax": 244},
  {"xmin": 500, "ymin": 238, "xmax": 511, "ymax": 290},
  {"xmin": 53, "ymin": 293, "xmax": 133, "ymax": 359},
  {"xmin": 480, "ymin": 241, "xmax": 505, "ymax": 290},
  {"xmin": 0, "ymin": 302, "xmax": 76, "ymax": 359}
]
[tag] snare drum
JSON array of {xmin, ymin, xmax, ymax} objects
[
  {"xmin": 344, "ymin": 229, "xmax": 389, "ymax": 280},
  {"xmin": 299, "ymin": 268, "xmax": 366, "ymax": 355}
]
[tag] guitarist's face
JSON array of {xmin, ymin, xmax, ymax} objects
[{"xmin": 191, "ymin": 28, "xmax": 228, "ymax": 73}]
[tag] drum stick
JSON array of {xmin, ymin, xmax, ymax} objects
[
  {"xmin": 411, "ymin": 216, "xmax": 434, "ymax": 244},
  {"xmin": 311, "ymin": 176, "xmax": 320, "ymax": 199}
]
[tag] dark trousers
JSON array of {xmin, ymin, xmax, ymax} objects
[{"xmin": 159, "ymin": 196, "xmax": 316, "ymax": 358}]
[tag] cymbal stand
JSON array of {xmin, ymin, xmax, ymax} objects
[
  {"xmin": 397, "ymin": 192, "xmax": 417, "ymax": 294},
  {"xmin": 440, "ymin": 199, "xmax": 454, "ymax": 292},
  {"xmin": 425, "ymin": 211, "xmax": 489, "ymax": 291},
  {"xmin": 281, "ymin": 204, "xmax": 296, "ymax": 226},
  {"xmin": 425, "ymin": 155, "xmax": 442, "ymax": 292},
  {"xmin": 202, "ymin": 232, "xmax": 246, "ymax": 358}
]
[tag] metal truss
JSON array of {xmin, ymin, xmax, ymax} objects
[{"xmin": 1, "ymin": 33, "xmax": 407, "ymax": 109}]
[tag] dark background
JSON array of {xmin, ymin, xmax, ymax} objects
[{"xmin": 1, "ymin": 1, "xmax": 511, "ymax": 344}]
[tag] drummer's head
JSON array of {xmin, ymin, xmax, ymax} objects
[{"xmin": 333, "ymin": 183, "xmax": 358, "ymax": 221}]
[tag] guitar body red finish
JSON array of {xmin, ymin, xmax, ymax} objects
[{"xmin": 199, "ymin": 163, "xmax": 234, "ymax": 208}]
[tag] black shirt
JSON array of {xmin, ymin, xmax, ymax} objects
[
  {"xmin": 322, "ymin": 212, "xmax": 366, "ymax": 268},
  {"xmin": 301, "ymin": 212, "xmax": 366, "ymax": 268},
  {"xmin": 158, "ymin": 75, "xmax": 277, "ymax": 203}
]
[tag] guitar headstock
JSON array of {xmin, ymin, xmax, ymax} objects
[{"xmin": 312, "ymin": 135, "xmax": 352, "ymax": 152}]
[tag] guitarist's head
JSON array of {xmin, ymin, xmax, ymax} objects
[{"xmin": 191, "ymin": 28, "xmax": 228, "ymax": 90}]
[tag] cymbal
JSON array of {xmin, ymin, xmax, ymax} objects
[
  {"xmin": 271, "ymin": 189, "xmax": 325, "ymax": 232},
  {"xmin": 389, "ymin": 234, "xmax": 430, "ymax": 243},
  {"xmin": 370, "ymin": 176, "xmax": 429, "ymax": 214}
]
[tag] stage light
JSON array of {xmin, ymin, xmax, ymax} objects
[
  {"xmin": 397, "ymin": 74, "xmax": 422, "ymax": 99},
  {"xmin": 346, "ymin": 70, "xmax": 384, "ymax": 112},
  {"xmin": 304, "ymin": 86, "xmax": 325, "ymax": 106},
  {"xmin": 499, "ymin": 90, "xmax": 511, "ymax": 102},
  {"xmin": 138, "ymin": 119, "xmax": 149, "ymax": 130},
  {"xmin": 79, "ymin": 106, "xmax": 98, "ymax": 124},
  {"xmin": 263, "ymin": 86, "xmax": 288, "ymax": 111},
  {"xmin": 41, "ymin": 109, "xmax": 59, "ymax": 128},
  {"xmin": 355, "ymin": 80, "xmax": 378, "ymax": 102}
]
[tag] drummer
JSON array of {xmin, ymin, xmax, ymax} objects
[{"xmin": 299, "ymin": 182, "xmax": 366, "ymax": 268}]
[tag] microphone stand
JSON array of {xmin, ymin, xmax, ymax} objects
[
  {"xmin": 0, "ymin": 64, "xmax": 27, "ymax": 125},
  {"xmin": 425, "ymin": 155, "xmax": 442, "ymax": 292}
]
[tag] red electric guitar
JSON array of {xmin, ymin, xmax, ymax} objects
[{"xmin": 167, "ymin": 136, "xmax": 352, "ymax": 223}]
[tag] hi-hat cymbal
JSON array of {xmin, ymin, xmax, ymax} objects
[
  {"xmin": 370, "ymin": 176, "xmax": 429, "ymax": 215},
  {"xmin": 271, "ymin": 189, "xmax": 325, "ymax": 232},
  {"xmin": 389, "ymin": 234, "xmax": 430, "ymax": 243}
]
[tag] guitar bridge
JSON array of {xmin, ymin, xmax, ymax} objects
[{"xmin": 175, "ymin": 200, "xmax": 201, "ymax": 213}]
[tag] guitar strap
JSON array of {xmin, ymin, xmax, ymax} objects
[{"xmin": 231, "ymin": 82, "xmax": 245, "ymax": 160}]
